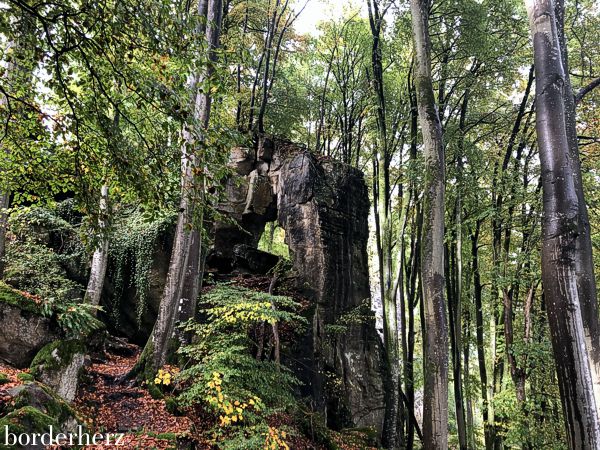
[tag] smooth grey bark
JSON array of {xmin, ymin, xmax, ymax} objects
[
  {"xmin": 452, "ymin": 91, "xmax": 468, "ymax": 450},
  {"xmin": 0, "ymin": 43, "xmax": 15, "ymax": 278},
  {"xmin": 84, "ymin": 184, "xmax": 109, "ymax": 309},
  {"xmin": 136, "ymin": 0, "xmax": 223, "ymax": 376},
  {"xmin": 554, "ymin": 0, "xmax": 600, "ymax": 410},
  {"xmin": 526, "ymin": 0, "xmax": 600, "ymax": 447},
  {"xmin": 409, "ymin": 0, "xmax": 449, "ymax": 447}
]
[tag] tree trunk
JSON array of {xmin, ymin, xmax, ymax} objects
[
  {"xmin": 134, "ymin": 0, "xmax": 222, "ymax": 378},
  {"xmin": 554, "ymin": 0, "xmax": 600, "ymax": 408},
  {"xmin": 0, "ymin": 192, "xmax": 11, "ymax": 278},
  {"xmin": 471, "ymin": 220, "xmax": 493, "ymax": 450},
  {"xmin": 526, "ymin": 0, "xmax": 600, "ymax": 446},
  {"xmin": 84, "ymin": 184, "xmax": 110, "ymax": 309},
  {"xmin": 410, "ymin": 0, "xmax": 448, "ymax": 447},
  {"xmin": 0, "ymin": 11, "xmax": 35, "ymax": 278},
  {"xmin": 367, "ymin": 1, "xmax": 402, "ymax": 446}
]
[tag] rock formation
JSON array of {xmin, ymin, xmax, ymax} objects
[
  {"xmin": 29, "ymin": 340, "xmax": 87, "ymax": 402},
  {"xmin": 210, "ymin": 136, "xmax": 386, "ymax": 433},
  {"xmin": 0, "ymin": 283, "xmax": 61, "ymax": 368}
]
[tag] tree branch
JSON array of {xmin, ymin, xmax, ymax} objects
[{"xmin": 574, "ymin": 77, "xmax": 600, "ymax": 105}]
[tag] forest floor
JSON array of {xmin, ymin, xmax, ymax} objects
[
  {"xmin": 2, "ymin": 344, "xmax": 377, "ymax": 450},
  {"xmin": 74, "ymin": 346, "xmax": 196, "ymax": 449},
  {"xmin": 1, "ymin": 274, "xmax": 377, "ymax": 449}
]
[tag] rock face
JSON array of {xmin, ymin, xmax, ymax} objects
[
  {"xmin": 0, "ymin": 287, "xmax": 61, "ymax": 368},
  {"xmin": 211, "ymin": 137, "xmax": 386, "ymax": 433},
  {"xmin": 100, "ymin": 225, "xmax": 174, "ymax": 344}
]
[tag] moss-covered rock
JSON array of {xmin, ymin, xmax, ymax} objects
[
  {"xmin": 0, "ymin": 381, "xmax": 85, "ymax": 449},
  {"xmin": 0, "ymin": 373, "xmax": 9, "ymax": 385},
  {"xmin": 0, "ymin": 406, "xmax": 58, "ymax": 449},
  {"xmin": 6, "ymin": 382, "xmax": 80, "ymax": 432},
  {"xmin": 30, "ymin": 341, "xmax": 85, "ymax": 376},
  {"xmin": 0, "ymin": 283, "xmax": 61, "ymax": 369},
  {"xmin": 30, "ymin": 341, "xmax": 86, "ymax": 402},
  {"xmin": 0, "ymin": 282, "xmax": 43, "ymax": 315},
  {"xmin": 16, "ymin": 373, "xmax": 34, "ymax": 383}
]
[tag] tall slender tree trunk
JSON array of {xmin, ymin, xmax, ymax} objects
[
  {"xmin": 410, "ymin": 0, "xmax": 448, "ymax": 447},
  {"xmin": 0, "ymin": 192, "xmax": 11, "ymax": 278},
  {"xmin": 0, "ymin": 11, "xmax": 35, "ymax": 278},
  {"xmin": 84, "ymin": 184, "xmax": 110, "ymax": 309},
  {"xmin": 554, "ymin": 0, "xmax": 600, "ymax": 407},
  {"xmin": 470, "ymin": 220, "xmax": 493, "ymax": 449},
  {"xmin": 367, "ymin": 1, "xmax": 403, "ymax": 446},
  {"xmin": 453, "ymin": 90, "xmax": 468, "ymax": 450},
  {"xmin": 525, "ymin": 0, "xmax": 600, "ymax": 447},
  {"xmin": 134, "ymin": 0, "xmax": 222, "ymax": 378}
]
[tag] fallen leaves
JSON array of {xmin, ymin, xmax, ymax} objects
[
  {"xmin": 74, "ymin": 347, "xmax": 195, "ymax": 450},
  {"xmin": 0, "ymin": 364, "xmax": 28, "ymax": 405}
]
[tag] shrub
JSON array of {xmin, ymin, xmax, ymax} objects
[
  {"xmin": 177, "ymin": 284, "xmax": 306, "ymax": 448},
  {"xmin": 3, "ymin": 204, "xmax": 101, "ymax": 336}
]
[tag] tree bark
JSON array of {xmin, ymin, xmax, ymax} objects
[
  {"xmin": 367, "ymin": 1, "xmax": 403, "ymax": 446},
  {"xmin": 470, "ymin": 219, "xmax": 493, "ymax": 450},
  {"xmin": 84, "ymin": 184, "xmax": 110, "ymax": 309},
  {"xmin": 410, "ymin": 0, "xmax": 448, "ymax": 447},
  {"xmin": 0, "ymin": 10, "xmax": 35, "ymax": 278},
  {"xmin": 554, "ymin": 0, "xmax": 600, "ymax": 410},
  {"xmin": 135, "ymin": 0, "xmax": 222, "ymax": 377},
  {"xmin": 0, "ymin": 192, "xmax": 11, "ymax": 278},
  {"xmin": 526, "ymin": 0, "xmax": 600, "ymax": 447}
]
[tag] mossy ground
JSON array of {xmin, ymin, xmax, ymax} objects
[
  {"xmin": 15, "ymin": 373, "xmax": 33, "ymax": 382},
  {"xmin": 0, "ymin": 281, "xmax": 42, "ymax": 315}
]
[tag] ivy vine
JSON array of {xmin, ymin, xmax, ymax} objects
[{"xmin": 109, "ymin": 210, "xmax": 176, "ymax": 328}]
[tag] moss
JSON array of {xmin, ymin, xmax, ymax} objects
[
  {"xmin": 16, "ymin": 373, "xmax": 34, "ymax": 383},
  {"xmin": 0, "ymin": 373, "xmax": 10, "ymax": 385},
  {"xmin": 164, "ymin": 397, "xmax": 179, "ymax": 415},
  {"xmin": 0, "ymin": 281, "xmax": 42, "ymax": 315},
  {"xmin": 147, "ymin": 380, "xmax": 164, "ymax": 400},
  {"xmin": 10, "ymin": 382, "xmax": 78, "ymax": 426},
  {"xmin": 30, "ymin": 340, "xmax": 85, "ymax": 378},
  {"xmin": 0, "ymin": 406, "xmax": 58, "ymax": 450}
]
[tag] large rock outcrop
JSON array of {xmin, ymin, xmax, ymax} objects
[{"xmin": 211, "ymin": 137, "xmax": 386, "ymax": 433}]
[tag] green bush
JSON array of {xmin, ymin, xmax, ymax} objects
[
  {"xmin": 3, "ymin": 205, "xmax": 101, "ymax": 337},
  {"xmin": 177, "ymin": 284, "xmax": 306, "ymax": 448}
]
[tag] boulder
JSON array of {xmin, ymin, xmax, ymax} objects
[
  {"xmin": 232, "ymin": 244, "xmax": 280, "ymax": 274},
  {"xmin": 0, "ymin": 382, "xmax": 82, "ymax": 449},
  {"xmin": 29, "ymin": 340, "xmax": 86, "ymax": 402},
  {"xmin": 0, "ymin": 283, "xmax": 61, "ymax": 368}
]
